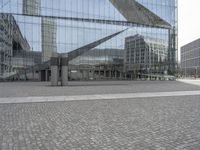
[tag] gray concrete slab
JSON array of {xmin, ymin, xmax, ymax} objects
[
  {"xmin": 0, "ymin": 96, "xmax": 200, "ymax": 149},
  {"xmin": 0, "ymin": 80, "xmax": 200, "ymax": 98}
]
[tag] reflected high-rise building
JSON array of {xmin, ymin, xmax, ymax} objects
[
  {"xmin": 23, "ymin": 0, "xmax": 40, "ymax": 15},
  {"xmin": 23, "ymin": 0, "xmax": 53, "ymax": 62},
  {"xmin": 41, "ymin": 18, "xmax": 57, "ymax": 62},
  {"xmin": 0, "ymin": 0, "xmax": 177, "ymax": 80}
]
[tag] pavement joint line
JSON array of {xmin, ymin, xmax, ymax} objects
[{"xmin": 0, "ymin": 90, "xmax": 200, "ymax": 104}]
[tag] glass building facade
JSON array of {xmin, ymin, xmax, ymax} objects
[{"xmin": 0, "ymin": 0, "xmax": 177, "ymax": 80}]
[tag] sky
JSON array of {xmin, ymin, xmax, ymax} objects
[{"xmin": 178, "ymin": 0, "xmax": 200, "ymax": 59}]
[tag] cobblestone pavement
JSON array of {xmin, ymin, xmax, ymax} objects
[
  {"xmin": 1, "ymin": 81, "xmax": 200, "ymax": 97},
  {"xmin": 1, "ymin": 96, "xmax": 200, "ymax": 150}
]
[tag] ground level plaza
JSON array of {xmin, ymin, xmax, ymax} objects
[{"xmin": 0, "ymin": 80, "xmax": 200, "ymax": 149}]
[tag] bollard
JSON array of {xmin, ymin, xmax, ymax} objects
[
  {"xmin": 61, "ymin": 53, "xmax": 68, "ymax": 86},
  {"xmin": 50, "ymin": 53, "xmax": 59, "ymax": 86}
]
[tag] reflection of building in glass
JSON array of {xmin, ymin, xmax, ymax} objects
[
  {"xmin": 0, "ymin": 13, "xmax": 41, "ymax": 77},
  {"xmin": 71, "ymin": 49, "xmax": 123, "ymax": 66},
  {"xmin": 109, "ymin": 0, "xmax": 170, "ymax": 27},
  {"xmin": 12, "ymin": 50, "xmax": 41, "ymax": 72},
  {"xmin": 70, "ymin": 48, "xmax": 124, "ymax": 80},
  {"xmin": 0, "ymin": 0, "xmax": 178, "ymax": 80},
  {"xmin": 42, "ymin": 18, "xmax": 57, "ymax": 62},
  {"xmin": 23, "ymin": 0, "xmax": 40, "ymax": 15},
  {"xmin": 0, "ymin": 14, "xmax": 12, "ymax": 76},
  {"xmin": 125, "ymin": 34, "xmax": 168, "ymax": 75},
  {"xmin": 181, "ymin": 39, "xmax": 200, "ymax": 77},
  {"xmin": 0, "ymin": 14, "xmax": 33, "ymax": 76}
]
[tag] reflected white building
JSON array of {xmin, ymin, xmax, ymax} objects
[{"xmin": 125, "ymin": 34, "xmax": 168, "ymax": 74}]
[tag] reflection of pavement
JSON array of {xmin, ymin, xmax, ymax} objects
[
  {"xmin": 1, "ymin": 81, "xmax": 200, "ymax": 149},
  {"xmin": 178, "ymin": 79, "xmax": 200, "ymax": 86}
]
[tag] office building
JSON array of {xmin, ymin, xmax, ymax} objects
[{"xmin": 181, "ymin": 38, "xmax": 200, "ymax": 77}]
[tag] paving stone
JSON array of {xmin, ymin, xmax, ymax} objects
[
  {"xmin": 0, "ymin": 81, "xmax": 200, "ymax": 98},
  {"xmin": 0, "ymin": 96, "xmax": 200, "ymax": 149}
]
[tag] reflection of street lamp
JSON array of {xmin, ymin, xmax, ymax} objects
[
  {"xmin": 195, "ymin": 66, "xmax": 198, "ymax": 79},
  {"xmin": 184, "ymin": 62, "xmax": 186, "ymax": 78},
  {"xmin": 147, "ymin": 67, "xmax": 150, "ymax": 79}
]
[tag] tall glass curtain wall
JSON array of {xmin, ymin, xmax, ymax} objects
[{"xmin": 0, "ymin": 0, "xmax": 177, "ymax": 79}]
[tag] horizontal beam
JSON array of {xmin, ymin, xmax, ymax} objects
[{"xmin": 3, "ymin": 13, "xmax": 171, "ymax": 29}]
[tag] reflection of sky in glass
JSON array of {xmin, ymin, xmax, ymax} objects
[
  {"xmin": 40, "ymin": 0, "xmax": 126, "ymax": 21},
  {"xmin": 14, "ymin": 15, "xmax": 42, "ymax": 51},
  {"xmin": 13, "ymin": 15, "xmax": 169, "ymax": 53},
  {"xmin": 1, "ymin": 0, "xmax": 176, "ymax": 24},
  {"xmin": 0, "ymin": 0, "xmax": 172, "ymax": 54}
]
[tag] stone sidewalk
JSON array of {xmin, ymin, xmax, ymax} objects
[
  {"xmin": 1, "ymin": 96, "xmax": 200, "ymax": 150},
  {"xmin": 1, "ymin": 80, "xmax": 200, "ymax": 149},
  {"xmin": 1, "ymin": 80, "xmax": 200, "ymax": 98}
]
